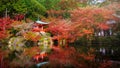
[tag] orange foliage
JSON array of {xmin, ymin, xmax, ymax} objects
[
  {"xmin": 98, "ymin": 23, "xmax": 110, "ymax": 30},
  {"xmin": 83, "ymin": 29, "xmax": 93, "ymax": 34},
  {"xmin": 11, "ymin": 21, "xmax": 23, "ymax": 26},
  {"xmin": 23, "ymin": 31, "xmax": 41, "ymax": 42},
  {"xmin": 32, "ymin": 26, "xmax": 42, "ymax": 32},
  {"xmin": 0, "ymin": 17, "xmax": 13, "ymax": 40},
  {"xmin": 22, "ymin": 46, "xmax": 41, "ymax": 57},
  {"xmin": 46, "ymin": 18, "xmax": 72, "ymax": 41},
  {"xmin": 33, "ymin": 52, "xmax": 47, "ymax": 62},
  {"xmin": 46, "ymin": 7, "xmax": 117, "ymax": 44}
]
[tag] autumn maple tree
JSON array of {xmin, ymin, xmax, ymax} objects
[
  {"xmin": 0, "ymin": 17, "xmax": 14, "ymax": 40},
  {"xmin": 45, "ymin": 6, "xmax": 117, "ymax": 47},
  {"xmin": 70, "ymin": 7, "xmax": 117, "ymax": 40}
]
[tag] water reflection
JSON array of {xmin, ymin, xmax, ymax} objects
[
  {"xmin": 95, "ymin": 47, "xmax": 120, "ymax": 61},
  {"xmin": 99, "ymin": 47, "xmax": 114, "ymax": 55},
  {"xmin": 111, "ymin": 49, "xmax": 114, "ymax": 55},
  {"xmin": 99, "ymin": 48, "xmax": 106, "ymax": 55}
]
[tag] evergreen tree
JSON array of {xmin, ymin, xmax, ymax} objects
[
  {"xmin": 0, "ymin": 0, "xmax": 18, "ymax": 17},
  {"xmin": 0, "ymin": 0, "xmax": 47, "ymax": 20}
]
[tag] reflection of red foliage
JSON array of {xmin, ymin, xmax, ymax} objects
[
  {"xmin": 49, "ymin": 47, "xmax": 81, "ymax": 68},
  {"xmin": 48, "ymin": 47, "xmax": 97, "ymax": 68},
  {"xmin": 33, "ymin": 52, "xmax": 47, "ymax": 63},
  {"xmin": 79, "ymin": 53, "xmax": 95, "ymax": 61},
  {"xmin": 99, "ymin": 61, "xmax": 112, "ymax": 68},
  {"xmin": 0, "ymin": 50, "xmax": 9, "ymax": 68},
  {"xmin": 50, "ymin": 46, "xmax": 62, "ymax": 52}
]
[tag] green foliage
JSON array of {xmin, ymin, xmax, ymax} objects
[
  {"xmin": 78, "ymin": 2, "xmax": 88, "ymax": 7},
  {"xmin": 99, "ymin": 0, "xmax": 111, "ymax": 7},
  {"xmin": 30, "ymin": 0, "xmax": 46, "ymax": 14},
  {"xmin": 13, "ymin": 0, "xmax": 27, "ymax": 14},
  {"xmin": 116, "ymin": 31, "xmax": 120, "ymax": 39},
  {"xmin": 0, "ymin": 0, "xmax": 47, "ymax": 19},
  {"xmin": 62, "ymin": 11, "xmax": 71, "ymax": 18},
  {"xmin": 0, "ymin": 0, "xmax": 17, "ymax": 17},
  {"xmin": 37, "ymin": 0, "xmax": 60, "ymax": 10},
  {"xmin": 14, "ymin": 0, "xmax": 47, "ymax": 20},
  {"xmin": 0, "ymin": 0, "xmax": 86, "ymax": 19},
  {"xmin": 10, "ymin": 28, "xmax": 19, "ymax": 36}
]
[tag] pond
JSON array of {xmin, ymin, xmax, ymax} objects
[
  {"xmin": 95, "ymin": 46, "xmax": 120, "ymax": 61},
  {"xmin": 73, "ymin": 45, "xmax": 120, "ymax": 64}
]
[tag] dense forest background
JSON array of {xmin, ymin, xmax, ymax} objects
[{"xmin": 0, "ymin": 0, "xmax": 120, "ymax": 68}]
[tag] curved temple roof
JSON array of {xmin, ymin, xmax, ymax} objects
[{"xmin": 36, "ymin": 20, "xmax": 49, "ymax": 24}]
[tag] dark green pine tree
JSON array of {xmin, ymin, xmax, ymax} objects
[
  {"xmin": 0, "ymin": 0, "xmax": 47, "ymax": 20},
  {"xmin": 0, "ymin": 0, "xmax": 18, "ymax": 17},
  {"xmin": 37, "ymin": 0, "xmax": 61, "ymax": 10},
  {"xmin": 9, "ymin": 0, "xmax": 47, "ymax": 20}
]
